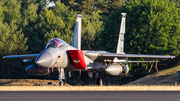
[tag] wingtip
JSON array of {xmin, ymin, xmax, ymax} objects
[
  {"xmin": 76, "ymin": 14, "xmax": 82, "ymax": 18},
  {"xmin": 121, "ymin": 13, "xmax": 126, "ymax": 17},
  {"xmin": 170, "ymin": 56, "xmax": 175, "ymax": 59}
]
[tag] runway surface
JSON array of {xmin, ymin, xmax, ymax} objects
[{"xmin": 0, "ymin": 91, "xmax": 180, "ymax": 101}]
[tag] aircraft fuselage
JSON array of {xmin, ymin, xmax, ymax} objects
[{"xmin": 35, "ymin": 44, "xmax": 77, "ymax": 69}]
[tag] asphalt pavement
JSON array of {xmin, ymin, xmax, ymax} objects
[{"xmin": 0, "ymin": 91, "xmax": 180, "ymax": 101}]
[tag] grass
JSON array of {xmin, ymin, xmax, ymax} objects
[
  {"xmin": 0, "ymin": 79, "xmax": 60, "ymax": 86},
  {"xmin": 126, "ymin": 65, "xmax": 180, "ymax": 85}
]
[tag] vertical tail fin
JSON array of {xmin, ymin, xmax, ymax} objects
[
  {"xmin": 116, "ymin": 13, "xmax": 126, "ymax": 54},
  {"xmin": 71, "ymin": 14, "xmax": 82, "ymax": 50}
]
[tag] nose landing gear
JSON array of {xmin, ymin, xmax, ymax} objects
[{"xmin": 58, "ymin": 68, "xmax": 66, "ymax": 86}]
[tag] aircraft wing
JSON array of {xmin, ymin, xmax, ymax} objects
[
  {"xmin": 99, "ymin": 53, "xmax": 175, "ymax": 59},
  {"xmin": 84, "ymin": 52, "xmax": 175, "ymax": 62},
  {"xmin": 3, "ymin": 54, "xmax": 39, "ymax": 59}
]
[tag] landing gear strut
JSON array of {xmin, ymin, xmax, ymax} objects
[
  {"xmin": 58, "ymin": 68, "xmax": 65, "ymax": 86},
  {"xmin": 95, "ymin": 71, "xmax": 103, "ymax": 86},
  {"xmin": 96, "ymin": 78, "xmax": 102, "ymax": 86}
]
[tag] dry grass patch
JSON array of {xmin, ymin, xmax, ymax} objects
[
  {"xmin": 127, "ymin": 65, "xmax": 180, "ymax": 85},
  {"xmin": 0, "ymin": 79, "xmax": 60, "ymax": 86}
]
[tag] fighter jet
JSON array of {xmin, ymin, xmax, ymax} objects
[{"xmin": 3, "ymin": 13, "xmax": 175, "ymax": 86}]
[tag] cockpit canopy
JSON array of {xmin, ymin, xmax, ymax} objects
[{"xmin": 46, "ymin": 38, "xmax": 68, "ymax": 48}]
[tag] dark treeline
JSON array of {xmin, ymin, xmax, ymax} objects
[{"xmin": 0, "ymin": 0, "xmax": 180, "ymax": 82}]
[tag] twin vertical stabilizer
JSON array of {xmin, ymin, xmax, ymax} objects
[
  {"xmin": 116, "ymin": 13, "xmax": 126, "ymax": 54},
  {"xmin": 71, "ymin": 14, "xmax": 82, "ymax": 50},
  {"xmin": 71, "ymin": 13, "xmax": 125, "ymax": 52}
]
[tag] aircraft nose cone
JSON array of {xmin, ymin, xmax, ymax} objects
[{"xmin": 35, "ymin": 51, "xmax": 53, "ymax": 67}]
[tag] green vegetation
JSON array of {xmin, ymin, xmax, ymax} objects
[{"xmin": 98, "ymin": 0, "xmax": 180, "ymax": 55}]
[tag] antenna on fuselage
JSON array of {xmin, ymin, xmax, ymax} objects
[
  {"xmin": 116, "ymin": 13, "xmax": 126, "ymax": 54},
  {"xmin": 71, "ymin": 14, "xmax": 82, "ymax": 50}
]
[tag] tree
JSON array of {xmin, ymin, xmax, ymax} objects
[
  {"xmin": 2, "ymin": 0, "xmax": 22, "ymax": 26},
  {"xmin": 0, "ymin": 2, "xmax": 4, "ymax": 21},
  {"xmin": 63, "ymin": 0, "xmax": 96, "ymax": 14},
  {"xmin": 24, "ymin": 2, "xmax": 76, "ymax": 53},
  {"xmin": 0, "ymin": 22, "xmax": 28, "ymax": 55},
  {"xmin": 20, "ymin": 0, "xmax": 38, "ymax": 27},
  {"xmin": 0, "ymin": 21, "xmax": 29, "ymax": 78},
  {"xmin": 95, "ymin": 0, "xmax": 126, "ymax": 16},
  {"xmin": 58, "ymin": 0, "xmax": 75, "ymax": 10},
  {"xmin": 171, "ymin": 0, "xmax": 180, "ymax": 8},
  {"xmin": 98, "ymin": 0, "xmax": 180, "ymax": 55},
  {"xmin": 81, "ymin": 11, "xmax": 104, "ymax": 50}
]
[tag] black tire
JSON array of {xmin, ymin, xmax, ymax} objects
[
  {"xmin": 59, "ymin": 79, "xmax": 66, "ymax": 86},
  {"xmin": 59, "ymin": 82, "xmax": 62, "ymax": 86},
  {"xmin": 62, "ymin": 79, "xmax": 66, "ymax": 85},
  {"xmin": 96, "ymin": 78, "xmax": 103, "ymax": 86}
]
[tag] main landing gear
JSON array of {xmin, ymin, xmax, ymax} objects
[
  {"xmin": 96, "ymin": 78, "xmax": 103, "ymax": 86},
  {"xmin": 58, "ymin": 68, "xmax": 66, "ymax": 86},
  {"xmin": 88, "ymin": 71, "xmax": 103, "ymax": 86},
  {"xmin": 95, "ymin": 71, "xmax": 103, "ymax": 86}
]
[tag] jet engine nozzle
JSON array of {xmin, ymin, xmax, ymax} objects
[{"xmin": 35, "ymin": 51, "xmax": 53, "ymax": 67}]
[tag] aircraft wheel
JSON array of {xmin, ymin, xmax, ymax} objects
[
  {"xmin": 59, "ymin": 81, "xmax": 64, "ymax": 86},
  {"xmin": 96, "ymin": 78, "xmax": 103, "ymax": 86},
  {"xmin": 59, "ymin": 79, "xmax": 66, "ymax": 86}
]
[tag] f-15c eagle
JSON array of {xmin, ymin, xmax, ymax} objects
[{"xmin": 3, "ymin": 13, "xmax": 175, "ymax": 86}]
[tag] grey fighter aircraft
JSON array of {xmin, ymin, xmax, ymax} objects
[{"xmin": 3, "ymin": 13, "xmax": 175, "ymax": 86}]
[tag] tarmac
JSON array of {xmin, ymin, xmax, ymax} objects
[{"xmin": 0, "ymin": 91, "xmax": 180, "ymax": 101}]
